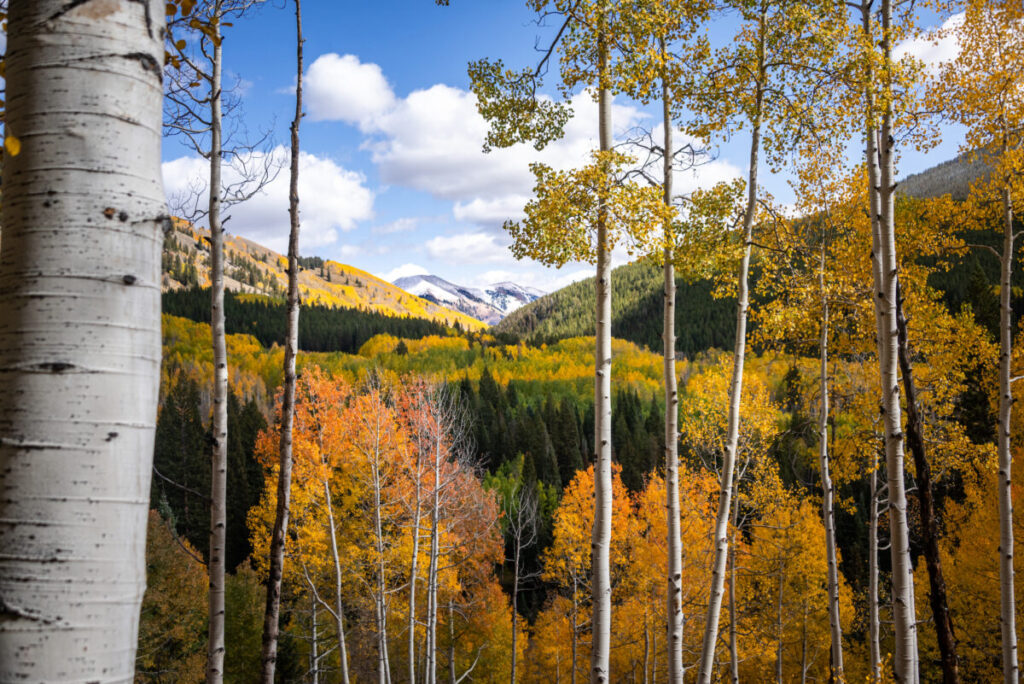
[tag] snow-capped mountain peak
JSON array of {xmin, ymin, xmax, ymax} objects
[{"xmin": 391, "ymin": 274, "xmax": 544, "ymax": 325}]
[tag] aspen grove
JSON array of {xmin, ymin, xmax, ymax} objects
[{"xmin": 0, "ymin": 0, "xmax": 1022, "ymax": 683}]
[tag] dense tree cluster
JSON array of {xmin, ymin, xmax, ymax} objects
[{"xmin": 163, "ymin": 287, "xmax": 455, "ymax": 354}]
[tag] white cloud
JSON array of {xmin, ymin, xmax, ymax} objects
[
  {"xmin": 425, "ymin": 232, "xmax": 510, "ymax": 264},
  {"xmin": 452, "ymin": 195, "xmax": 529, "ymax": 226},
  {"xmin": 162, "ymin": 146, "xmax": 374, "ymax": 253},
  {"xmin": 306, "ymin": 53, "xmax": 396, "ymax": 128},
  {"xmin": 365, "ymin": 88, "xmax": 647, "ymax": 209},
  {"xmin": 381, "ymin": 263, "xmax": 430, "ymax": 282},
  {"xmin": 339, "ymin": 244, "xmax": 363, "ymax": 258},
  {"xmin": 539, "ymin": 267, "xmax": 593, "ymax": 292},
  {"xmin": 895, "ymin": 13, "xmax": 964, "ymax": 71},
  {"xmin": 372, "ymin": 217, "xmax": 419, "ymax": 234}
]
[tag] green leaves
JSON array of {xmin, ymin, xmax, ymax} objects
[{"xmin": 468, "ymin": 58, "xmax": 572, "ymax": 152}]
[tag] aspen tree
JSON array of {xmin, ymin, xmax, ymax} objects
[
  {"xmin": 471, "ymin": 5, "xmax": 666, "ymax": 677},
  {"xmin": 259, "ymin": 0, "xmax": 303, "ymax": 679},
  {"xmin": 849, "ymin": 1, "xmax": 924, "ymax": 676},
  {"xmin": 683, "ymin": 0, "xmax": 842, "ymax": 678},
  {"xmin": 614, "ymin": 4, "xmax": 714, "ymax": 677},
  {"xmin": 934, "ymin": 3, "xmax": 1024, "ymax": 679},
  {"xmin": 0, "ymin": 0, "xmax": 165, "ymax": 680},
  {"xmin": 164, "ymin": 2, "xmax": 274, "ymax": 679},
  {"xmin": 754, "ymin": 155, "xmax": 866, "ymax": 681}
]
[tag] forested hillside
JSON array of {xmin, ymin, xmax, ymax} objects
[
  {"xmin": 497, "ymin": 166, "xmax": 1024, "ymax": 355},
  {"xmin": 161, "ymin": 220, "xmax": 484, "ymax": 330},
  {"xmin": 495, "ymin": 259, "xmax": 739, "ymax": 354}
]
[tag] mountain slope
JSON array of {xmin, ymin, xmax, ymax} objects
[
  {"xmin": 495, "ymin": 260, "xmax": 738, "ymax": 356},
  {"xmin": 162, "ymin": 221, "xmax": 485, "ymax": 330}
]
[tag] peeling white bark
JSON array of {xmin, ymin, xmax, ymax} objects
[{"xmin": 0, "ymin": 0, "xmax": 165, "ymax": 680}]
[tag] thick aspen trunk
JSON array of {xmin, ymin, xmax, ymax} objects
[
  {"xmin": 863, "ymin": 3, "xmax": 917, "ymax": 677},
  {"xmin": 591, "ymin": 18, "xmax": 614, "ymax": 684},
  {"xmin": 895, "ymin": 288, "xmax": 959, "ymax": 683},
  {"xmin": 661, "ymin": 53, "xmax": 685, "ymax": 684},
  {"xmin": 324, "ymin": 481, "xmax": 351, "ymax": 684},
  {"xmin": 0, "ymin": 1, "xmax": 165, "ymax": 680},
  {"xmin": 997, "ymin": 184, "xmax": 1018, "ymax": 684},
  {"xmin": 817, "ymin": 272, "xmax": 844, "ymax": 680},
  {"xmin": 207, "ymin": 13, "xmax": 228, "ymax": 682},
  {"xmin": 697, "ymin": 41, "xmax": 763, "ymax": 683},
  {"xmin": 260, "ymin": 2, "xmax": 303, "ymax": 678}
]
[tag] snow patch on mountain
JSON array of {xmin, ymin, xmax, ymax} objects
[{"xmin": 392, "ymin": 274, "xmax": 544, "ymax": 325}]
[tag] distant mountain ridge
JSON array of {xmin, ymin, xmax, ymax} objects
[
  {"xmin": 392, "ymin": 274, "xmax": 544, "ymax": 325},
  {"xmin": 161, "ymin": 221, "xmax": 485, "ymax": 330}
]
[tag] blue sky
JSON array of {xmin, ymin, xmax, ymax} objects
[{"xmin": 162, "ymin": 1, "xmax": 964, "ymax": 293}]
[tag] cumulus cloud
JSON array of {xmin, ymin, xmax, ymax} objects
[
  {"xmin": 452, "ymin": 195, "xmax": 529, "ymax": 226},
  {"xmin": 372, "ymin": 217, "xmax": 419, "ymax": 234},
  {"xmin": 425, "ymin": 232, "xmax": 510, "ymax": 264},
  {"xmin": 306, "ymin": 53, "xmax": 396, "ymax": 127},
  {"xmin": 302, "ymin": 54, "xmax": 745, "ymax": 238},
  {"xmin": 162, "ymin": 146, "xmax": 374, "ymax": 253},
  {"xmin": 895, "ymin": 13, "xmax": 964, "ymax": 71},
  {"xmin": 364, "ymin": 88, "xmax": 648, "ymax": 208}
]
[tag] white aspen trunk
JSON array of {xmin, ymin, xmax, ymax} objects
[
  {"xmin": 661, "ymin": 54, "xmax": 685, "ymax": 684},
  {"xmin": 860, "ymin": 3, "xmax": 916, "ymax": 677},
  {"xmin": 260, "ymin": 2, "xmax": 302, "ymax": 678},
  {"xmin": 373, "ymin": 448, "xmax": 393, "ymax": 684},
  {"xmin": 873, "ymin": 0, "xmax": 917, "ymax": 674},
  {"xmin": 207, "ymin": 10, "xmax": 228, "ymax": 682},
  {"xmin": 0, "ymin": 2, "xmax": 165, "ymax": 680},
  {"xmin": 860, "ymin": 10, "xmax": 887, "ymax": 680},
  {"xmin": 409, "ymin": 481, "xmax": 424, "ymax": 684},
  {"xmin": 817, "ymin": 266, "xmax": 844, "ymax": 680},
  {"xmin": 591, "ymin": 17, "xmax": 614, "ymax": 684},
  {"xmin": 997, "ymin": 183, "xmax": 1018, "ymax": 684},
  {"xmin": 324, "ymin": 480, "xmax": 351, "ymax": 684},
  {"xmin": 426, "ymin": 445, "xmax": 442, "ymax": 684},
  {"xmin": 869, "ymin": 466, "xmax": 881, "ymax": 683},
  {"xmin": 697, "ymin": 25, "xmax": 764, "ymax": 680}
]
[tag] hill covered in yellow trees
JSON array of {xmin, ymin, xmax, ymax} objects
[{"xmin": 161, "ymin": 220, "xmax": 485, "ymax": 331}]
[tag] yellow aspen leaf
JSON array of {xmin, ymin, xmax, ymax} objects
[{"xmin": 5, "ymin": 135, "xmax": 21, "ymax": 157}]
